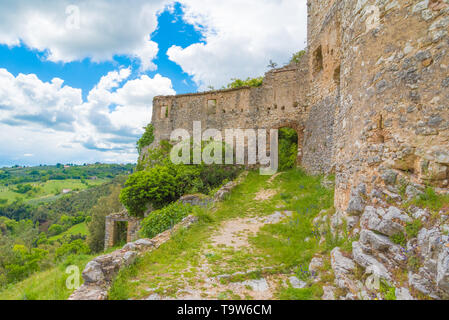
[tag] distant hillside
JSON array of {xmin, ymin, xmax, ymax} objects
[{"xmin": 0, "ymin": 163, "xmax": 134, "ymax": 186}]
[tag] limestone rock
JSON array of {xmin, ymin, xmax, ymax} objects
[
  {"xmin": 406, "ymin": 185, "xmax": 424, "ymax": 200},
  {"xmin": 242, "ymin": 279, "xmax": 269, "ymax": 292},
  {"xmin": 289, "ymin": 276, "xmax": 307, "ymax": 289},
  {"xmin": 411, "ymin": 208, "xmax": 430, "ymax": 221},
  {"xmin": 123, "ymin": 251, "xmax": 138, "ymax": 267},
  {"xmin": 346, "ymin": 183, "xmax": 367, "ymax": 215},
  {"xmin": 68, "ymin": 285, "xmax": 108, "ymax": 300},
  {"xmin": 331, "ymin": 247, "xmax": 357, "ymax": 290},
  {"xmin": 408, "ymin": 270, "xmax": 439, "ymax": 298},
  {"xmin": 437, "ymin": 247, "xmax": 449, "ymax": 292},
  {"xmin": 360, "ymin": 206, "xmax": 411, "ymax": 236},
  {"xmin": 395, "ymin": 287, "xmax": 415, "ymax": 300},
  {"xmin": 360, "ymin": 229, "xmax": 394, "ymax": 251},
  {"xmin": 83, "ymin": 261, "xmax": 105, "ymax": 284},
  {"xmin": 145, "ymin": 293, "xmax": 162, "ymax": 300},
  {"xmin": 309, "ymin": 256, "xmax": 324, "ymax": 276},
  {"xmin": 352, "ymin": 241, "xmax": 392, "ymax": 282}
]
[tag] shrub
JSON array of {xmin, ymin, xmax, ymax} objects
[
  {"xmin": 290, "ymin": 50, "xmax": 306, "ymax": 64},
  {"xmin": 48, "ymin": 224, "xmax": 64, "ymax": 236},
  {"xmin": 5, "ymin": 245, "xmax": 49, "ymax": 283},
  {"xmin": 120, "ymin": 165, "xmax": 183, "ymax": 217},
  {"xmin": 12, "ymin": 184, "xmax": 33, "ymax": 194},
  {"xmin": 226, "ymin": 77, "xmax": 263, "ymax": 89},
  {"xmin": 139, "ymin": 202, "xmax": 193, "ymax": 239},
  {"xmin": 278, "ymin": 127, "xmax": 298, "ymax": 171},
  {"xmin": 137, "ymin": 140, "xmax": 172, "ymax": 171},
  {"xmin": 126, "ymin": 140, "xmax": 241, "ymax": 217},
  {"xmin": 55, "ymin": 239, "xmax": 90, "ymax": 261},
  {"xmin": 137, "ymin": 124, "xmax": 155, "ymax": 154}
]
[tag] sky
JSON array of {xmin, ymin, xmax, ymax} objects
[{"xmin": 0, "ymin": 0, "xmax": 307, "ymax": 167}]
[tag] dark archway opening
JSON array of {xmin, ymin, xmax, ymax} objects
[
  {"xmin": 114, "ymin": 221, "xmax": 128, "ymax": 247},
  {"xmin": 278, "ymin": 127, "xmax": 299, "ymax": 171}
]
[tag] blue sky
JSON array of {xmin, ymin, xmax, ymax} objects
[{"xmin": 0, "ymin": 0, "xmax": 307, "ymax": 167}]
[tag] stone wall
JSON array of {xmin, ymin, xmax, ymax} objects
[{"xmin": 334, "ymin": 0, "xmax": 449, "ymax": 212}]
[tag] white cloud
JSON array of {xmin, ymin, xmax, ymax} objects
[
  {"xmin": 169, "ymin": 0, "xmax": 308, "ymax": 89},
  {"xmin": 0, "ymin": 0, "xmax": 172, "ymax": 71},
  {"xmin": 0, "ymin": 68, "xmax": 82, "ymax": 131},
  {"xmin": 0, "ymin": 67, "xmax": 175, "ymax": 165}
]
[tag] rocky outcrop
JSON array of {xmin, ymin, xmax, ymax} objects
[
  {"xmin": 360, "ymin": 206, "xmax": 412, "ymax": 237},
  {"xmin": 407, "ymin": 226, "xmax": 449, "ymax": 298},
  {"xmin": 330, "ymin": 247, "xmax": 357, "ymax": 291},
  {"xmin": 326, "ymin": 201, "xmax": 449, "ymax": 300}
]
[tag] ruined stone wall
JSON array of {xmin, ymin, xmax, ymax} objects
[
  {"xmin": 150, "ymin": 45, "xmax": 336, "ymax": 174},
  {"xmin": 150, "ymin": 57, "xmax": 322, "ymax": 169},
  {"xmin": 334, "ymin": 0, "xmax": 449, "ymax": 212},
  {"xmin": 152, "ymin": 63, "xmax": 308, "ymax": 144}
]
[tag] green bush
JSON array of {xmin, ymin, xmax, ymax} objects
[
  {"xmin": 139, "ymin": 202, "xmax": 193, "ymax": 239},
  {"xmin": 278, "ymin": 127, "xmax": 298, "ymax": 171},
  {"xmin": 137, "ymin": 124, "xmax": 155, "ymax": 154},
  {"xmin": 48, "ymin": 224, "xmax": 64, "ymax": 236},
  {"xmin": 55, "ymin": 239, "xmax": 90, "ymax": 261},
  {"xmin": 290, "ymin": 50, "xmax": 306, "ymax": 64},
  {"xmin": 120, "ymin": 165, "xmax": 181, "ymax": 217},
  {"xmin": 12, "ymin": 184, "xmax": 33, "ymax": 194},
  {"xmin": 137, "ymin": 140, "xmax": 172, "ymax": 171},
  {"xmin": 5, "ymin": 245, "xmax": 49, "ymax": 283},
  {"xmin": 226, "ymin": 77, "xmax": 263, "ymax": 89}
]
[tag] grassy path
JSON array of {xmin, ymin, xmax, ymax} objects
[{"xmin": 109, "ymin": 169, "xmax": 336, "ymax": 300}]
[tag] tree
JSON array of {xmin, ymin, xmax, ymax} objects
[
  {"xmin": 267, "ymin": 60, "xmax": 278, "ymax": 69},
  {"xmin": 137, "ymin": 124, "xmax": 155, "ymax": 154},
  {"xmin": 226, "ymin": 77, "xmax": 263, "ymax": 89},
  {"xmin": 87, "ymin": 184, "xmax": 123, "ymax": 253},
  {"xmin": 48, "ymin": 224, "xmax": 63, "ymax": 236},
  {"xmin": 290, "ymin": 50, "xmax": 306, "ymax": 64}
]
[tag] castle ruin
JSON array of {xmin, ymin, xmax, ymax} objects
[{"xmin": 149, "ymin": 0, "xmax": 449, "ymax": 214}]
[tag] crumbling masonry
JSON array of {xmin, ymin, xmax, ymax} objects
[{"xmin": 149, "ymin": 0, "xmax": 449, "ymax": 215}]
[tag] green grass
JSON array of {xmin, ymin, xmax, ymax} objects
[
  {"xmin": 408, "ymin": 187, "xmax": 449, "ymax": 212},
  {"xmin": 0, "ymin": 254, "xmax": 94, "ymax": 300},
  {"xmin": 0, "ymin": 179, "xmax": 106, "ymax": 204},
  {"xmin": 108, "ymin": 168, "xmax": 335, "ymax": 300},
  {"xmin": 48, "ymin": 222, "xmax": 88, "ymax": 242}
]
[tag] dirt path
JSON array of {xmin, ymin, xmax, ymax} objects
[{"xmin": 143, "ymin": 210, "xmax": 293, "ymax": 300}]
